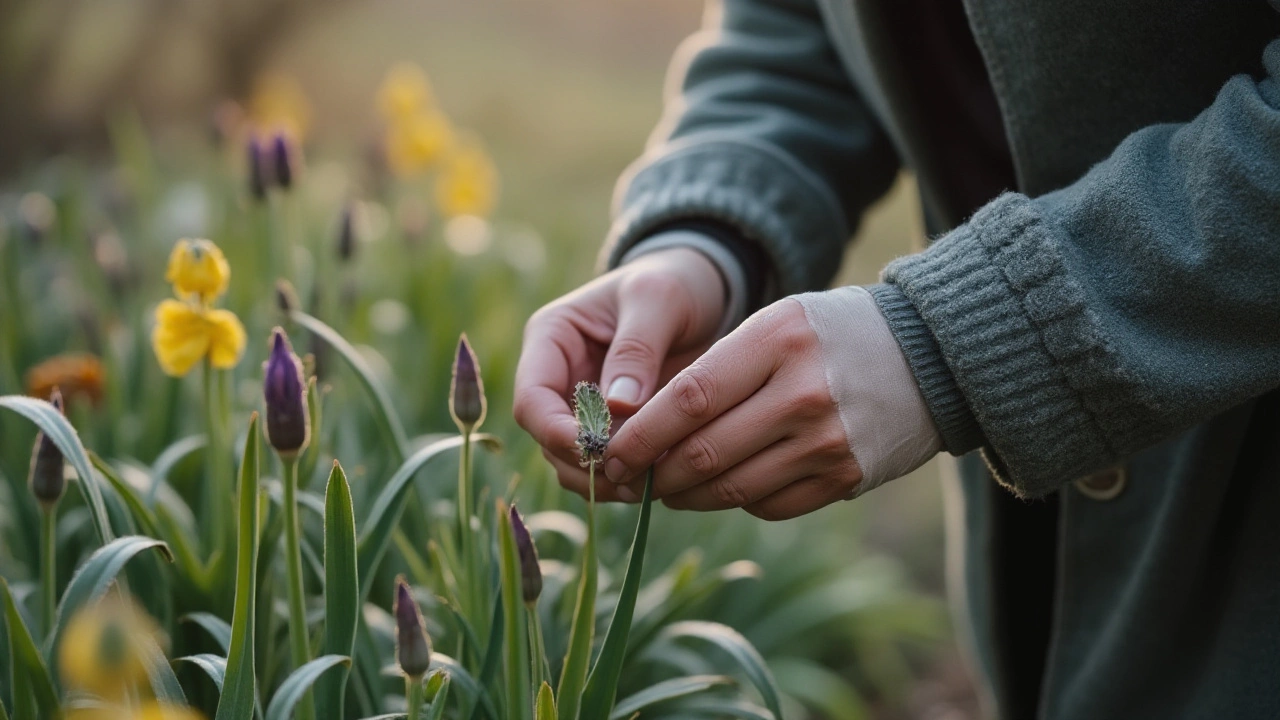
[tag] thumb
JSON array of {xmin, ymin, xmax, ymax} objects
[{"xmin": 599, "ymin": 293, "xmax": 687, "ymax": 414}]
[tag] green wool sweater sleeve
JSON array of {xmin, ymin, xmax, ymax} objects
[
  {"xmin": 602, "ymin": 0, "xmax": 900, "ymax": 291},
  {"xmin": 881, "ymin": 40, "xmax": 1280, "ymax": 496}
]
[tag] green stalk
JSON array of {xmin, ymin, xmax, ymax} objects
[
  {"xmin": 457, "ymin": 429, "xmax": 484, "ymax": 633},
  {"xmin": 282, "ymin": 457, "xmax": 315, "ymax": 720},
  {"xmin": 39, "ymin": 506, "xmax": 57, "ymax": 638},
  {"xmin": 527, "ymin": 606, "xmax": 549, "ymax": 690},
  {"xmin": 202, "ymin": 360, "xmax": 230, "ymax": 561},
  {"xmin": 406, "ymin": 675, "xmax": 425, "ymax": 720}
]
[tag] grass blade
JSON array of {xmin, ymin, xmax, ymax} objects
[
  {"xmin": 556, "ymin": 467, "xmax": 599, "ymax": 720},
  {"xmin": 424, "ymin": 673, "xmax": 452, "ymax": 720},
  {"xmin": 658, "ymin": 622, "xmax": 784, "ymax": 719},
  {"xmin": 497, "ymin": 501, "xmax": 532, "ymax": 720},
  {"xmin": 182, "ymin": 612, "xmax": 233, "ymax": 654},
  {"xmin": 265, "ymin": 655, "xmax": 351, "ymax": 720},
  {"xmin": 215, "ymin": 413, "xmax": 262, "ymax": 720},
  {"xmin": 580, "ymin": 472, "xmax": 654, "ymax": 717},
  {"xmin": 318, "ymin": 461, "xmax": 360, "ymax": 720},
  {"xmin": 175, "ymin": 653, "xmax": 228, "ymax": 693},
  {"xmin": 0, "ymin": 395, "xmax": 114, "ymax": 544},
  {"xmin": 356, "ymin": 434, "xmax": 500, "ymax": 598},
  {"xmin": 609, "ymin": 675, "xmax": 735, "ymax": 720},
  {"xmin": 534, "ymin": 682, "xmax": 555, "ymax": 720},
  {"xmin": 0, "ymin": 578, "xmax": 60, "ymax": 719},
  {"xmin": 46, "ymin": 536, "xmax": 174, "ymax": 669},
  {"xmin": 432, "ymin": 653, "xmax": 498, "ymax": 720}
]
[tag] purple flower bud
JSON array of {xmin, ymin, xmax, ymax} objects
[
  {"xmin": 263, "ymin": 328, "xmax": 309, "ymax": 458},
  {"xmin": 248, "ymin": 135, "xmax": 269, "ymax": 200},
  {"xmin": 271, "ymin": 132, "xmax": 295, "ymax": 190},
  {"xmin": 394, "ymin": 576, "xmax": 432, "ymax": 678},
  {"xmin": 28, "ymin": 388, "xmax": 65, "ymax": 508},
  {"xmin": 336, "ymin": 203, "xmax": 356, "ymax": 262},
  {"xmin": 509, "ymin": 505, "xmax": 542, "ymax": 606},
  {"xmin": 449, "ymin": 334, "xmax": 486, "ymax": 431}
]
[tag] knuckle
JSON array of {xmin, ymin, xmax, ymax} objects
[
  {"xmin": 609, "ymin": 335, "xmax": 659, "ymax": 367},
  {"xmin": 681, "ymin": 435, "xmax": 720, "ymax": 478},
  {"xmin": 621, "ymin": 270, "xmax": 684, "ymax": 300},
  {"xmin": 709, "ymin": 477, "xmax": 750, "ymax": 508},
  {"xmin": 746, "ymin": 501, "xmax": 791, "ymax": 522},
  {"xmin": 671, "ymin": 369, "xmax": 715, "ymax": 421}
]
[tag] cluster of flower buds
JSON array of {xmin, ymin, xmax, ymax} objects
[
  {"xmin": 263, "ymin": 328, "xmax": 310, "ymax": 459},
  {"xmin": 248, "ymin": 131, "xmax": 301, "ymax": 200},
  {"xmin": 28, "ymin": 388, "xmax": 66, "ymax": 508},
  {"xmin": 394, "ymin": 576, "xmax": 433, "ymax": 679}
]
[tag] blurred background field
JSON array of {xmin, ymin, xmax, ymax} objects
[{"xmin": 1, "ymin": 0, "xmax": 977, "ymax": 717}]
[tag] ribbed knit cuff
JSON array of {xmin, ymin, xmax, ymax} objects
[
  {"xmin": 882, "ymin": 193, "xmax": 1116, "ymax": 497},
  {"xmin": 868, "ymin": 283, "xmax": 984, "ymax": 455},
  {"xmin": 603, "ymin": 139, "xmax": 849, "ymax": 296}
]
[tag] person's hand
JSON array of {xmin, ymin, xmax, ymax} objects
[
  {"xmin": 602, "ymin": 298, "xmax": 863, "ymax": 520},
  {"xmin": 513, "ymin": 247, "xmax": 726, "ymax": 500}
]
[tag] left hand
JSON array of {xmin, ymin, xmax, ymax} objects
[{"xmin": 602, "ymin": 298, "xmax": 863, "ymax": 520}]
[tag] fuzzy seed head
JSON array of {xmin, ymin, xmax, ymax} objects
[
  {"xmin": 394, "ymin": 576, "xmax": 432, "ymax": 678},
  {"xmin": 449, "ymin": 334, "xmax": 486, "ymax": 431},
  {"xmin": 573, "ymin": 381, "xmax": 611, "ymax": 466},
  {"xmin": 263, "ymin": 328, "xmax": 310, "ymax": 458},
  {"xmin": 509, "ymin": 505, "xmax": 542, "ymax": 605},
  {"xmin": 28, "ymin": 388, "xmax": 66, "ymax": 507}
]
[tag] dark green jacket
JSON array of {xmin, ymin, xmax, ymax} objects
[{"xmin": 604, "ymin": 0, "xmax": 1280, "ymax": 717}]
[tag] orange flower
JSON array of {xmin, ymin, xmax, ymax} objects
[{"xmin": 25, "ymin": 353, "xmax": 105, "ymax": 406}]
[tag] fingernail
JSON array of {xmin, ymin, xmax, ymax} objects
[
  {"xmin": 616, "ymin": 486, "xmax": 640, "ymax": 503},
  {"xmin": 604, "ymin": 457, "xmax": 628, "ymax": 484},
  {"xmin": 606, "ymin": 376, "xmax": 641, "ymax": 405}
]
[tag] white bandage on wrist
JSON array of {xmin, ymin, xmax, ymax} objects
[{"xmin": 791, "ymin": 286, "xmax": 943, "ymax": 498}]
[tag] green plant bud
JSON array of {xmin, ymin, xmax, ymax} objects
[
  {"xmin": 28, "ymin": 388, "xmax": 66, "ymax": 507},
  {"xmin": 394, "ymin": 576, "xmax": 432, "ymax": 678},
  {"xmin": 449, "ymin": 334, "xmax": 486, "ymax": 431},
  {"xmin": 573, "ymin": 381, "xmax": 611, "ymax": 466}
]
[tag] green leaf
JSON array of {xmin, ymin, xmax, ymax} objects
[
  {"xmin": 175, "ymin": 653, "xmax": 228, "ymax": 692},
  {"xmin": 147, "ymin": 434, "xmax": 206, "ymax": 505},
  {"xmin": 215, "ymin": 414, "xmax": 262, "ymax": 720},
  {"xmin": 658, "ymin": 622, "xmax": 783, "ymax": 720},
  {"xmin": 0, "ymin": 578, "xmax": 59, "ymax": 720},
  {"xmin": 356, "ymin": 433, "xmax": 500, "ymax": 598},
  {"xmin": 497, "ymin": 501, "xmax": 532, "ymax": 720},
  {"xmin": 769, "ymin": 657, "xmax": 868, "ymax": 720},
  {"xmin": 580, "ymin": 472, "xmax": 654, "ymax": 717},
  {"xmin": 290, "ymin": 310, "xmax": 410, "ymax": 460},
  {"xmin": 0, "ymin": 395, "xmax": 113, "ymax": 544},
  {"xmin": 609, "ymin": 675, "xmax": 735, "ymax": 720},
  {"xmin": 265, "ymin": 654, "xmax": 351, "ymax": 720},
  {"xmin": 534, "ymin": 682, "xmax": 555, "ymax": 720},
  {"xmin": 318, "ymin": 462, "xmax": 359, "ymax": 720},
  {"xmin": 182, "ymin": 612, "xmax": 233, "ymax": 654},
  {"xmin": 46, "ymin": 536, "xmax": 174, "ymax": 669},
  {"xmin": 141, "ymin": 632, "xmax": 188, "ymax": 705},
  {"xmin": 425, "ymin": 673, "xmax": 452, "ymax": 720},
  {"xmin": 556, "ymin": 468, "xmax": 599, "ymax": 720},
  {"xmin": 0, "ymin": 694, "xmax": 9, "ymax": 720},
  {"xmin": 432, "ymin": 652, "xmax": 498, "ymax": 720},
  {"xmin": 680, "ymin": 698, "xmax": 777, "ymax": 719},
  {"xmin": 90, "ymin": 454, "xmax": 161, "ymax": 536}
]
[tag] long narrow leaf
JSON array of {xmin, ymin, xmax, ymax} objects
[
  {"xmin": 215, "ymin": 414, "xmax": 262, "ymax": 720},
  {"xmin": 581, "ymin": 472, "xmax": 654, "ymax": 717},
  {"xmin": 146, "ymin": 434, "xmax": 206, "ymax": 505},
  {"xmin": 497, "ymin": 501, "xmax": 532, "ymax": 720},
  {"xmin": 556, "ymin": 473, "xmax": 599, "ymax": 720},
  {"xmin": 658, "ymin": 622, "xmax": 784, "ymax": 720},
  {"xmin": 0, "ymin": 396, "xmax": 113, "ymax": 543},
  {"xmin": 289, "ymin": 310, "xmax": 410, "ymax": 459},
  {"xmin": 265, "ymin": 655, "xmax": 351, "ymax": 720},
  {"xmin": 0, "ymin": 579, "xmax": 59, "ymax": 720},
  {"xmin": 424, "ymin": 674, "xmax": 452, "ymax": 720},
  {"xmin": 317, "ymin": 462, "xmax": 359, "ymax": 720},
  {"xmin": 182, "ymin": 613, "xmax": 233, "ymax": 654},
  {"xmin": 46, "ymin": 536, "xmax": 174, "ymax": 669},
  {"xmin": 534, "ymin": 682, "xmax": 555, "ymax": 720},
  {"xmin": 175, "ymin": 654, "xmax": 228, "ymax": 692},
  {"xmin": 355, "ymin": 434, "xmax": 500, "ymax": 598},
  {"xmin": 609, "ymin": 675, "xmax": 735, "ymax": 720},
  {"xmin": 432, "ymin": 652, "xmax": 498, "ymax": 720}
]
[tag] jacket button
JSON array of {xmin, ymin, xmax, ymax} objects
[{"xmin": 1074, "ymin": 466, "xmax": 1126, "ymax": 501}]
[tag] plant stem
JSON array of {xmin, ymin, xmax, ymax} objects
[
  {"xmin": 40, "ymin": 505, "xmax": 57, "ymax": 638},
  {"xmin": 202, "ymin": 359, "xmax": 229, "ymax": 560},
  {"xmin": 282, "ymin": 457, "xmax": 315, "ymax": 720},
  {"xmin": 457, "ymin": 428, "xmax": 482, "ymax": 632},
  {"xmin": 406, "ymin": 674, "xmax": 425, "ymax": 720},
  {"xmin": 527, "ymin": 606, "xmax": 549, "ymax": 690}
]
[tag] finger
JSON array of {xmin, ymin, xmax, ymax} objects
[
  {"xmin": 604, "ymin": 323, "xmax": 781, "ymax": 484},
  {"xmin": 543, "ymin": 449, "xmax": 637, "ymax": 504},
  {"xmin": 661, "ymin": 437, "xmax": 817, "ymax": 511},
  {"xmin": 514, "ymin": 315, "xmax": 600, "ymax": 460},
  {"xmin": 599, "ymin": 276, "xmax": 690, "ymax": 414},
  {"xmin": 743, "ymin": 471, "xmax": 860, "ymax": 522},
  {"xmin": 649, "ymin": 382, "xmax": 797, "ymax": 497}
]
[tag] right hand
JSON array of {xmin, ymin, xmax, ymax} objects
[{"xmin": 513, "ymin": 247, "xmax": 727, "ymax": 501}]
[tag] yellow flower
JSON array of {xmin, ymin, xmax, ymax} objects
[
  {"xmin": 434, "ymin": 135, "xmax": 499, "ymax": 218},
  {"xmin": 378, "ymin": 63, "xmax": 435, "ymax": 121},
  {"xmin": 59, "ymin": 596, "xmax": 160, "ymax": 702},
  {"xmin": 152, "ymin": 300, "xmax": 246, "ymax": 377},
  {"xmin": 165, "ymin": 239, "xmax": 230, "ymax": 303},
  {"xmin": 385, "ymin": 111, "xmax": 454, "ymax": 178},
  {"xmin": 248, "ymin": 72, "xmax": 311, "ymax": 141}
]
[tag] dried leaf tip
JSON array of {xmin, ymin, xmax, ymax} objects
[
  {"xmin": 394, "ymin": 576, "xmax": 432, "ymax": 678},
  {"xmin": 449, "ymin": 333, "xmax": 486, "ymax": 431},
  {"xmin": 573, "ymin": 381, "xmax": 610, "ymax": 466}
]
